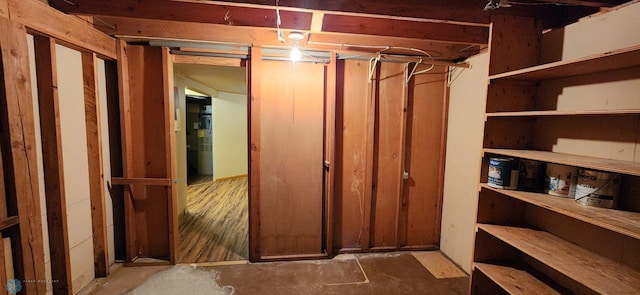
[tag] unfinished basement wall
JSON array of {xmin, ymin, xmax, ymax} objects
[
  {"xmin": 214, "ymin": 91, "xmax": 248, "ymax": 180},
  {"xmin": 26, "ymin": 33, "xmax": 53, "ymax": 295},
  {"xmin": 441, "ymin": 2, "xmax": 640, "ymax": 273}
]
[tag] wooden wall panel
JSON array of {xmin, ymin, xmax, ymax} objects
[
  {"xmin": 488, "ymin": 15, "xmax": 541, "ymax": 75},
  {"xmin": 400, "ymin": 66, "xmax": 447, "ymax": 248},
  {"xmin": 81, "ymin": 52, "xmax": 109, "ymax": 277},
  {"xmin": 33, "ymin": 35, "xmax": 73, "ymax": 294},
  {"xmin": 371, "ymin": 62, "xmax": 407, "ymax": 248},
  {"xmin": 334, "ymin": 60, "xmax": 373, "ymax": 251},
  {"xmin": 259, "ymin": 60, "xmax": 325, "ymax": 257},
  {"xmin": 125, "ymin": 45, "xmax": 170, "ymax": 260},
  {"xmin": 0, "ymin": 17, "xmax": 46, "ymax": 293}
]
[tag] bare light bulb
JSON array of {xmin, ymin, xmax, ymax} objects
[{"xmin": 290, "ymin": 46, "xmax": 302, "ymax": 61}]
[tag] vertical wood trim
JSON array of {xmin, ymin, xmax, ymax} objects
[
  {"xmin": 324, "ymin": 52, "xmax": 337, "ymax": 255},
  {"xmin": 248, "ymin": 47, "xmax": 261, "ymax": 261},
  {"xmin": 81, "ymin": 51, "xmax": 109, "ymax": 277},
  {"xmin": 116, "ymin": 39, "xmax": 136, "ymax": 262},
  {"xmin": 0, "ymin": 18, "xmax": 46, "ymax": 293},
  {"xmin": 161, "ymin": 47, "xmax": 178, "ymax": 264},
  {"xmin": 33, "ymin": 35, "xmax": 72, "ymax": 294},
  {"xmin": 434, "ymin": 70, "xmax": 451, "ymax": 245},
  {"xmin": 0, "ymin": 139, "xmax": 7, "ymax": 295},
  {"xmin": 395, "ymin": 64, "xmax": 410, "ymax": 248},
  {"xmin": 397, "ymin": 64, "xmax": 410, "ymax": 247},
  {"xmin": 362, "ymin": 63, "xmax": 377, "ymax": 249}
]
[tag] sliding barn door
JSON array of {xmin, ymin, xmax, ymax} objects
[
  {"xmin": 116, "ymin": 43, "xmax": 178, "ymax": 263},
  {"xmin": 249, "ymin": 48, "xmax": 327, "ymax": 260}
]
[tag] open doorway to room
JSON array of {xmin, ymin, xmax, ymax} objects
[{"xmin": 173, "ymin": 62, "xmax": 249, "ymax": 263}]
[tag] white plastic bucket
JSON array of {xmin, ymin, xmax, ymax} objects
[
  {"xmin": 545, "ymin": 163, "xmax": 578, "ymax": 198},
  {"xmin": 575, "ymin": 169, "xmax": 621, "ymax": 208}
]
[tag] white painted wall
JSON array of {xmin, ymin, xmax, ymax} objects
[
  {"xmin": 214, "ymin": 91, "xmax": 248, "ymax": 180},
  {"xmin": 440, "ymin": 52, "xmax": 489, "ymax": 273},
  {"xmin": 441, "ymin": 2, "xmax": 640, "ymax": 273},
  {"xmin": 55, "ymin": 44, "xmax": 95, "ymax": 294}
]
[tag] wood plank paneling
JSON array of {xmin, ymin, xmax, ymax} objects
[
  {"xmin": 126, "ymin": 45, "xmax": 170, "ymax": 260},
  {"xmin": 258, "ymin": 60, "xmax": 325, "ymax": 257},
  {"xmin": 248, "ymin": 47, "xmax": 261, "ymax": 262},
  {"xmin": 33, "ymin": 35, "xmax": 73, "ymax": 294},
  {"xmin": 0, "ymin": 0, "xmax": 7, "ymax": 19},
  {"xmin": 8, "ymin": 0, "xmax": 117, "ymax": 59},
  {"xmin": 81, "ymin": 52, "xmax": 109, "ymax": 277},
  {"xmin": 334, "ymin": 60, "xmax": 373, "ymax": 251},
  {"xmin": 400, "ymin": 66, "xmax": 448, "ymax": 248},
  {"xmin": 0, "ymin": 17, "xmax": 46, "ymax": 294},
  {"xmin": 371, "ymin": 62, "xmax": 407, "ymax": 248}
]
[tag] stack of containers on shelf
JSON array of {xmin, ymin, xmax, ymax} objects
[{"xmin": 487, "ymin": 158, "xmax": 623, "ymax": 209}]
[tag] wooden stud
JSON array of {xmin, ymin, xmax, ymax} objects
[
  {"xmin": 33, "ymin": 35, "xmax": 72, "ymax": 295},
  {"xmin": 310, "ymin": 11, "xmax": 325, "ymax": 33},
  {"xmin": 162, "ymin": 47, "xmax": 178, "ymax": 264},
  {"xmin": 0, "ymin": 18, "xmax": 47, "ymax": 294},
  {"xmin": 322, "ymin": 14, "xmax": 489, "ymax": 45},
  {"xmin": 116, "ymin": 40, "xmax": 137, "ymax": 262},
  {"xmin": 172, "ymin": 55, "xmax": 243, "ymax": 67},
  {"xmin": 8, "ymin": 0, "xmax": 117, "ymax": 60},
  {"xmin": 323, "ymin": 52, "xmax": 336, "ymax": 255},
  {"xmin": 362, "ymin": 60, "xmax": 377, "ymax": 250},
  {"xmin": 81, "ymin": 51, "xmax": 109, "ymax": 278},
  {"xmin": 248, "ymin": 47, "xmax": 262, "ymax": 261}
]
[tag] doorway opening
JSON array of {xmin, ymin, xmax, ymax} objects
[{"xmin": 173, "ymin": 63, "xmax": 249, "ymax": 263}]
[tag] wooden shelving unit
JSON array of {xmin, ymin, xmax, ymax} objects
[
  {"xmin": 488, "ymin": 44, "xmax": 640, "ymax": 82},
  {"xmin": 471, "ymin": 14, "xmax": 640, "ymax": 295},
  {"xmin": 483, "ymin": 149, "xmax": 640, "ymax": 176},
  {"xmin": 485, "ymin": 109, "xmax": 640, "ymax": 117},
  {"xmin": 473, "ymin": 263, "xmax": 563, "ymax": 295},
  {"xmin": 478, "ymin": 224, "xmax": 640, "ymax": 294},
  {"xmin": 480, "ymin": 184, "xmax": 640, "ymax": 240}
]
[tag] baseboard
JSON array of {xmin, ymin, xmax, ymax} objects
[{"xmin": 215, "ymin": 174, "xmax": 248, "ymax": 181}]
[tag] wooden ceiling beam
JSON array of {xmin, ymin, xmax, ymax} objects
[
  {"xmin": 49, "ymin": 0, "xmax": 311, "ymax": 30},
  {"xmin": 322, "ymin": 14, "xmax": 488, "ymax": 45},
  {"xmin": 180, "ymin": 0, "xmax": 493, "ymax": 25},
  {"xmin": 96, "ymin": 16, "xmax": 479, "ymax": 60}
]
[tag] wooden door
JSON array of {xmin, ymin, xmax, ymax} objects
[
  {"xmin": 249, "ymin": 48, "xmax": 328, "ymax": 260},
  {"xmin": 115, "ymin": 42, "xmax": 178, "ymax": 264}
]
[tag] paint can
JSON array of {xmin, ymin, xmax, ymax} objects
[
  {"xmin": 518, "ymin": 159, "xmax": 545, "ymax": 191},
  {"xmin": 545, "ymin": 163, "xmax": 578, "ymax": 198},
  {"xmin": 575, "ymin": 169, "xmax": 621, "ymax": 209},
  {"xmin": 488, "ymin": 158, "xmax": 519, "ymax": 190}
]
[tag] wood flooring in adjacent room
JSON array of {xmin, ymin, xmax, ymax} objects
[{"xmin": 178, "ymin": 175, "xmax": 249, "ymax": 263}]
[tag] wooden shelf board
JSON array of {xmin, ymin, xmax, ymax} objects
[
  {"xmin": 483, "ymin": 149, "xmax": 640, "ymax": 176},
  {"xmin": 481, "ymin": 184, "xmax": 640, "ymax": 240},
  {"xmin": 486, "ymin": 109, "xmax": 640, "ymax": 117},
  {"xmin": 474, "ymin": 262, "xmax": 562, "ymax": 295},
  {"xmin": 489, "ymin": 45, "xmax": 640, "ymax": 81},
  {"xmin": 478, "ymin": 224, "xmax": 640, "ymax": 294}
]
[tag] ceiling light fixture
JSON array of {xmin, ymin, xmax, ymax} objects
[{"xmin": 288, "ymin": 31, "xmax": 305, "ymax": 61}]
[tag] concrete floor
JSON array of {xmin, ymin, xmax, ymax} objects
[{"xmin": 87, "ymin": 252, "xmax": 468, "ymax": 295}]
